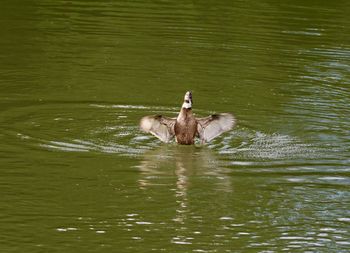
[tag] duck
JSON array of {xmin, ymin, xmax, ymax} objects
[{"xmin": 140, "ymin": 91, "xmax": 236, "ymax": 145}]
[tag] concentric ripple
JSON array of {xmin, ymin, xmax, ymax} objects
[{"xmin": 0, "ymin": 101, "xmax": 324, "ymax": 163}]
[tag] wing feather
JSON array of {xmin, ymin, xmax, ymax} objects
[
  {"xmin": 140, "ymin": 115, "xmax": 176, "ymax": 143},
  {"xmin": 196, "ymin": 113, "xmax": 235, "ymax": 143}
]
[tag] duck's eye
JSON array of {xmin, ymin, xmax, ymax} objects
[{"xmin": 185, "ymin": 100, "xmax": 190, "ymax": 103}]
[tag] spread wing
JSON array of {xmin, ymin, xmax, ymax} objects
[
  {"xmin": 196, "ymin": 113, "xmax": 236, "ymax": 143},
  {"xmin": 140, "ymin": 115, "xmax": 176, "ymax": 143}
]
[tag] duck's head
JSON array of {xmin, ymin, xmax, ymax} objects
[{"xmin": 182, "ymin": 91, "xmax": 193, "ymax": 109}]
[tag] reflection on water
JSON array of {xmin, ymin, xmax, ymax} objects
[{"xmin": 137, "ymin": 145, "xmax": 231, "ymax": 230}]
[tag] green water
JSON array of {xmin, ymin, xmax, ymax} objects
[{"xmin": 1, "ymin": 0, "xmax": 349, "ymax": 252}]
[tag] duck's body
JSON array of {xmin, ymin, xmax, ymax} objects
[
  {"xmin": 174, "ymin": 108, "xmax": 197, "ymax": 144},
  {"xmin": 140, "ymin": 91, "xmax": 235, "ymax": 145}
]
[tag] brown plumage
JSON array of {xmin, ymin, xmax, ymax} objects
[
  {"xmin": 174, "ymin": 108, "xmax": 197, "ymax": 144},
  {"xmin": 140, "ymin": 91, "xmax": 236, "ymax": 145}
]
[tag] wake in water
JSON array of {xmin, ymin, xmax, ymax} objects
[
  {"xmin": 38, "ymin": 129, "xmax": 317, "ymax": 160},
  {"xmin": 214, "ymin": 129, "xmax": 317, "ymax": 160},
  {"xmin": 36, "ymin": 104, "xmax": 318, "ymax": 162},
  {"xmin": 3, "ymin": 102, "xmax": 321, "ymax": 161}
]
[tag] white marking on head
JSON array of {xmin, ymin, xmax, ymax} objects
[
  {"xmin": 182, "ymin": 91, "xmax": 192, "ymax": 109},
  {"xmin": 182, "ymin": 101, "xmax": 192, "ymax": 109}
]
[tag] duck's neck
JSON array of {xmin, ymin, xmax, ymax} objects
[{"xmin": 177, "ymin": 107, "xmax": 193, "ymax": 121}]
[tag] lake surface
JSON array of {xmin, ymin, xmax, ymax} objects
[{"xmin": 0, "ymin": 0, "xmax": 349, "ymax": 252}]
